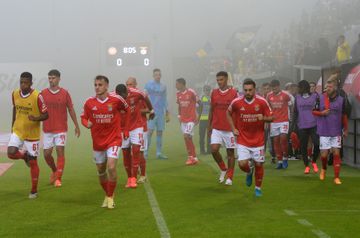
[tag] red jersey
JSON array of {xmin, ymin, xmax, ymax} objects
[
  {"xmin": 266, "ymin": 90, "xmax": 292, "ymax": 123},
  {"xmin": 140, "ymin": 100, "xmax": 148, "ymax": 132},
  {"xmin": 81, "ymin": 94, "xmax": 128, "ymax": 151},
  {"xmin": 126, "ymin": 87, "xmax": 147, "ymax": 131},
  {"xmin": 228, "ymin": 95, "xmax": 272, "ymax": 147},
  {"xmin": 176, "ymin": 88, "xmax": 198, "ymax": 123},
  {"xmin": 211, "ymin": 88, "xmax": 238, "ymax": 131},
  {"xmin": 41, "ymin": 88, "xmax": 73, "ymax": 133}
]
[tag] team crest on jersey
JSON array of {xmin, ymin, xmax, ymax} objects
[
  {"xmin": 107, "ymin": 104, "xmax": 113, "ymax": 112},
  {"xmin": 130, "ymin": 98, "xmax": 135, "ymax": 105},
  {"xmin": 254, "ymin": 104, "xmax": 260, "ymax": 111}
]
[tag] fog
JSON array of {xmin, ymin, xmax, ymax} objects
[{"xmin": 0, "ymin": 0, "xmax": 328, "ymax": 129}]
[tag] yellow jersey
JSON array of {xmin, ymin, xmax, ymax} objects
[{"xmin": 12, "ymin": 89, "xmax": 47, "ymax": 140}]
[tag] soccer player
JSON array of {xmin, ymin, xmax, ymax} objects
[
  {"xmin": 81, "ymin": 76, "xmax": 129, "ymax": 209},
  {"xmin": 144, "ymin": 68, "xmax": 169, "ymax": 159},
  {"xmin": 292, "ymin": 80, "xmax": 319, "ymax": 174},
  {"xmin": 267, "ymin": 79, "xmax": 293, "ymax": 169},
  {"xmin": 7, "ymin": 72, "xmax": 48, "ymax": 199},
  {"xmin": 175, "ymin": 78, "xmax": 202, "ymax": 165},
  {"xmin": 313, "ymin": 77, "xmax": 348, "ymax": 185},
  {"xmin": 227, "ymin": 78, "xmax": 272, "ymax": 197},
  {"xmin": 208, "ymin": 71, "xmax": 238, "ymax": 185},
  {"xmin": 41, "ymin": 69, "xmax": 80, "ymax": 187},
  {"xmin": 122, "ymin": 77, "xmax": 154, "ymax": 188}
]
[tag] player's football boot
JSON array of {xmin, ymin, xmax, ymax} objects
[
  {"xmin": 189, "ymin": 157, "xmax": 199, "ymax": 166},
  {"xmin": 138, "ymin": 176, "xmax": 147, "ymax": 184},
  {"xmin": 311, "ymin": 162, "xmax": 319, "ymax": 173},
  {"xmin": 246, "ymin": 168, "xmax": 254, "ymax": 187},
  {"xmin": 130, "ymin": 177, "xmax": 137, "ymax": 188},
  {"xmin": 255, "ymin": 188, "xmax": 262, "ymax": 197},
  {"xmin": 225, "ymin": 178, "xmax": 233, "ymax": 186},
  {"xmin": 107, "ymin": 196, "xmax": 115, "ymax": 209},
  {"xmin": 282, "ymin": 159, "xmax": 288, "ymax": 169},
  {"xmin": 101, "ymin": 196, "xmax": 108, "ymax": 208},
  {"xmin": 28, "ymin": 192, "xmax": 38, "ymax": 199},
  {"xmin": 125, "ymin": 178, "xmax": 132, "ymax": 188},
  {"xmin": 219, "ymin": 170, "xmax": 227, "ymax": 183},
  {"xmin": 185, "ymin": 157, "xmax": 193, "ymax": 165},
  {"xmin": 334, "ymin": 178, "xmax": 342, "ymax": 185},
  {"xmin": 304, "ymin": 166, "xmax": 310, "ymax": 174},
  {"xmin": 156, "ymin": 154, "xmax": 168, "ymax": 160},
  {"xmin": 49, "ymin": 172, "xmax": 57, "ymax": 185},
  {"xmin": 54, "ymin": 179, "xmax": 62, "ymax": 187},
  {"xmin": 320, "ymin": 169, "xmax": 326, "ymax": 180}
]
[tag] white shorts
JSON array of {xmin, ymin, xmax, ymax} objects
[
  {"xmin": 270, "ymin": 122, "xmax": 289, "ymax": 137},
  {"xmin": 93, "ymin": 146, "xmax": 121, "ymax": 164},
  {"xmin": 8, "ymin": 133, "xmax": 40, "ymax": 157},
  {"xmin": 210, "ymin": 129, "xmax": 236, "ymax": 149},
  {"xmin": 237, "ymin": 144, "xmax": 265, "ymax": 163},
  {"xmin": 319, "ymin": 136, "xmax": 342, "ymax": 150},
  {"xmin": 141, "ymin": 131, "xmax": 148, "ymax": 152},
  {"xmin": 43, "ymin": 132, "xmax": 67, "ymax": 149},
  {"xmin": 122, "ymin": 127, "xmax": 144, "ymax": 149},
  {"xmin": 181, "ymin": 122, "xmax": 195, "ymax": 136}
]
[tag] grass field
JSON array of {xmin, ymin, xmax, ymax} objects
[{"xmin": 1, "ymin": 122, "xmax": 360, "ymax": 238}]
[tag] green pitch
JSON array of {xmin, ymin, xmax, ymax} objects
[{"xmin": 1, "ymin": 122, "xmax": 360, "ymax": 238}]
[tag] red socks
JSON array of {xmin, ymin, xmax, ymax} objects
[
  {"xmin": 255, "ymin": 164, "xmax": 264, "ymax": 188},
  {"xmin": 29, "ymin": 160, "xmax": 39, "ymax": 193},
  {"xmin": 321, "ymin": 155, "xmax": 328, "ymax": 170},
  {"xmin": 184, "ymin": 137, "xmax": 196, "ymax": 157},
  {"xmin": 131, "ymin": 145, "xmax": 141, "ymax": 178},
  {"xmin": 140, "ymin": 153, "xmax": 146, "ymax": 176},
  {"xmin": 56, "ymin": 156, "xmax": 65, "ymax": 180},
  {"xmin": 273, "ymin": 136, "xmax": 282, "ymax": 161},
  {"xmin": 227, "ymin": 168, "xmax": 234, "ymax": 179},
  {"xmin": 107, "ymin": 180, "xmax": 117, "ymax": 197},
  {"xmin": 122, "ymin": 149, "xmax": 132, "ymax": 178},
  {"xmin": 217, "ymin": 160, "xmax": 227, "ymax": 171},
  {"xmin": 333, "ymin": 154, "xmax": 341, "ymax": 178},
  {"xmin": 280, "ymin": 135, "xmax": 288, "ymax": 158},
  {"xmin": 100, "ymin": 180, "xmax": 108, "ymax": 193}
]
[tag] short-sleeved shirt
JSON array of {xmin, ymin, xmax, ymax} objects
[
  {"xmin": 144, "ymin": 80, "xmax": 167, "ymax": 115},
  {"xmin": 228, "ymin": 95, "xmax": 272, "ymax": 147},
  {"xmin": 126, "ymin": 87, "xmax": 147, "ymax": 131},
  {"xmin": 41, "ymin": 88, "xmax": 73, "ymax": 133},
  {"xmin": 267, "ymin": 90, "xmax": 292, "ymax": 123},
  {"xmin": 12, "ymin": 89, "xmax": 47, "ymax": 141},
  {"xmin": 176, "ymin": 88, "xmax": 198, "ymax": 123},
  {"xmin": 211, "ymin": 88, "xmax": 238, "ymax": 131},
  {"xmin": 81, "ymin": 94, "xmax": 128, "ymax": 151}
]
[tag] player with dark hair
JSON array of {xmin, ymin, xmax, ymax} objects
[
  {"xmin": 41, "ymin": 69, "xmax": 80, "ymax": 187},
  {"xmin": 81, "ymin": 76, "xmax": 129, "ymax": 209},
  {"xmin": 7, "ymin": 72, "xmax": 48, "ymax": 199},
  {"xmin": 208, "ymin": 71, "xmax": 238, "ymax": 185},
  {"xmin": 267, "ymin": 79, "xmax": 293, "ymax": 169},
  {"xmin": 176, "ymin": 78, "xmax": 202, "ymax": 165},
  {"xmin": 292, "ymin": 80, "xmax": 319, "ymax": 174},
  {"xmin": 227, "ymin": 78, "xmax": 272, "ymax": 196}
]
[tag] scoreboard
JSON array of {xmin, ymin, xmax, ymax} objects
[{"xmin": 105, "ymin": 43, "xmax": 151, "ymax": 67}]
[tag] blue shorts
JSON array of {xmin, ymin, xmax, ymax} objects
[{"xmin": 148, "ymin": 114, "xmax": 165, "ymax": 131}]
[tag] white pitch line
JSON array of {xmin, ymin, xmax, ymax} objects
[
  {"xmin": 297, "ymin": 219, "xmax": 313, "ymax": 227},
  {"xmin": 299, "ymin": 209, "xmax": 360, "ymax": 213},
  {"xmin": 312, "ymin": 229, "xmax": 331, "ymax": 238},
  {"xmin": 144, "ymin": 179, "xmax": 171, "ymax": 238},
  {"xmin": 284, "ymin": 209, "xmax": 298, "ymax": 216}
]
